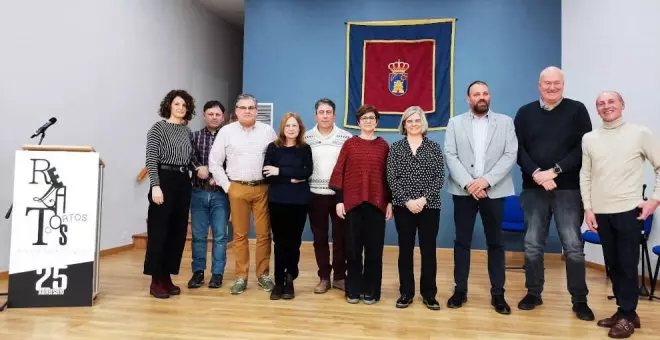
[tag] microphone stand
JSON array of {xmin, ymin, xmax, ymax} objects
[
  {"xmin": 1, "ymin": 130, "xmax": 47, "ymax": 312},
  {"xmin": 36, "ymin": 131, "xmax": 46, "ymax": 147},
  {"xmin": 4, "ymin": 131, "xmax": 46, "ymax": 219}
]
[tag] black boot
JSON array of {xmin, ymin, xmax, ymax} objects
[
  {"xmin": 282, "ymin": 273, "xmax": 295, "ymax": 300},
  {"xmin": 270, "ymin": 284, "xmax": 284, "ymax": 300},
  {"xmin": 208, "ymin": 273, "xmax": 223, "ymax": 289},
  {"xmin": 187, "ymin": 271, "xmax": 204, "ymax": 289}
]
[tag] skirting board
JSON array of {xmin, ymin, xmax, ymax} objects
[
  {"xmin": 0, "ymin": 242, "xmax": 200, "ymax": 281},
  {"xmin": 2, "ymin": 241, "xmax": 649, "ymax": 286},
  {"xmin": 0, "ymin": 245, "xmax": 134, "ymax": 280},
  {"xmin": 99, "ymin": 244, "xmax": 134, "ymax": 257},
  {"xmin": 585, "ymin": 259, "xmax": 654, "ymax": 286}
]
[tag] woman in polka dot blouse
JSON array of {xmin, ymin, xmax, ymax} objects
[{"xmin": 386, "ymin": 105, "xmax": 445, "ymax": 311}]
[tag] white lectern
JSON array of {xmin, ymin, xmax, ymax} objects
[{"xmin": 7, "ymin": 145, "xmax": 104, "ymax": 308}]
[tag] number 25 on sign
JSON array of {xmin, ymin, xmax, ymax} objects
[{"xmin": 35, "ymin": 266, "xmax": 68, "ymax": 296}]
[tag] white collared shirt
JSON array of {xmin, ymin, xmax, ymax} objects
[
  {"xmin": 470, "ymin": 111, "xmax": 489, "ymax": 177},
  {"xmin": 539, "ymin": 97, "xmax": 564, "ymax": 111},
  {"xmin": 208, "ymin": 121, "xmax": 277, "ymax": 192}
]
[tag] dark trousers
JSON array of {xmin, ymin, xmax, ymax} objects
[
  {"xmin": 309, "ymin": 193, "xmax": 346, "ymax": 280},
  {"xmin": 521, "ymin": 189, "xmax": 588, "ymax": 303},
  {"xmin": 595, "ymin": 208, "xmax": 641, "ymax": 317},
  {"xmin": 144, "ymin": 169, "xmax": 192, "ymax": 276},
  {"xmin": 453, "ymin": 195, "xmax": 505, "ymax": 296},
  {"xmin": 394, "ymin": 206, "xmax": 440, "ymax": 298},
  {"xmin": 269, "ymin": 202, "xmax": 308, "ymax": 285},
  {"xmin": 345, "ymin": 203, "xmax": 386, "ymax": 299}
]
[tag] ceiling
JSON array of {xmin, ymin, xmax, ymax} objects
[{"xmin": 197, "ymin": 0, "xmax": 244, "ymax": 27}]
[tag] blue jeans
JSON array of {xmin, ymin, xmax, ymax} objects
[
  {"xmin": 521, "ymin": 189, "xmax": 589, "ymax": 303},
  {"xmin": 191, "ymin": 188, "xmax": 230, "ymax": 275}
]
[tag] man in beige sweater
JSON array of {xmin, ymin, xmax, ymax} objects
[{"xmin": 580, "ymin": 91, "xmax": 660, "ymax": 338}]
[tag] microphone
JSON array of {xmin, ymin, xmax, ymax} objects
[{"xmin": 31, "ymin": 117, "xmax": 57, "ymax": 138}]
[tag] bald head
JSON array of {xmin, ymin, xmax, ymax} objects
[
  {"xmin": 595, "ymin": 91, "xmax": 625, "ymax": 123},
  {"xmin": 539, "ymin": 66, "xmax": 564, "ymax": 82},
  {"xmin": 596, "ymin": 91, "xmax": 623, "ymax": 103},
  {"xmin": 538, "ymin": 66, "xmax": 565, "ymax": 107}
]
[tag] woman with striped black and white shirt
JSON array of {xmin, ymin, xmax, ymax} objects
[{"xmin": 144, "ymin": 89, "xmax": 195, "ymax": 299}]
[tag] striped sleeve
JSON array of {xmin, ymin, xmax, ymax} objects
[
  {"xmin": 190, "ymin": 130, "xmax": 202, "ymax": 169},
  {"xmin": 146, "ymin": 122, "xmax": 162, "ymax": 187}
]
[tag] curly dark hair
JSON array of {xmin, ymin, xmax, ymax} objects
[{"xmin": 158, "ymin": 89, "xmax": 196, "ymax": 121}]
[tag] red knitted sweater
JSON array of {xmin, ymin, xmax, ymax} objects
[{"xmin": 329, "ymin": 136, "xmax": 391, "ymax": 213}]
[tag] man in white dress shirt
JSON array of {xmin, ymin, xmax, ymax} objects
[{"xmin": 209, "ymin": 93, "xmax": 277, "ymax": 295}]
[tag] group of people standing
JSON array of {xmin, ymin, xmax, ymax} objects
[{"xmin": 143, "ymin": 65, "xmax": 659, "ymax": 339}]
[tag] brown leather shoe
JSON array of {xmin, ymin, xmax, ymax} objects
[
  {"xmin": 314, "ymin": 279, "xmax": 331, "ymax": 294},
  {"xmin": 598, "ymin": 312, "xmax": 641, "ymax": 329},
  {"xmin": 608, "ymin": 318, "xmax": 635, "ymax": 338}
]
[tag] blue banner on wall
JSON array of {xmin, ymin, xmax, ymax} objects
[{"xmin": 344, "ymin": 18, "xmax": 456, "ymax": 131}]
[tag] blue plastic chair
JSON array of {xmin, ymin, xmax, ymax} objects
[
  {"xmin": 640, "ymin": 213, "xmax": 654, "ymax": 297},
  {"xmin": 582, "ymin": 230, "xmax": 601, "ymax": 244},
  {"xmin": 583, "ymin": 185, "xmax": 656, "ymax": 299},
  {"xmin": 636, "ymin": 184, "xmax": 655, "ymax": 297},
  {"xmin": 502, "ymin": 195, "xmax": 526, "ymax": 270},
  {"xmin": 582, "ymin": 213, "xmax": 654, "ymax": 299},
  {"xmin": 651, "ymin": 245, "xmax": 660, "ymax": 301}
]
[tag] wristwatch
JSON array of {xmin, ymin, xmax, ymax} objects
[{"xmin": 553, "ymin": 163, "xmax": 562, "ymax": 174}]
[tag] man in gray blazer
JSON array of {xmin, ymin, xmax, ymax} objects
[{"xmin": 444, "ymin": 80, "xmax": 518, "ymax": 315}]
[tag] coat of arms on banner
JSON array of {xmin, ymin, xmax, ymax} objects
[
  {"xmin": 388, "ymin": 59, "xmax": 409, "ymax": 96},
  {"xmin": 344, "ymin": 18, "xmax": 456, "ymax": 131}
]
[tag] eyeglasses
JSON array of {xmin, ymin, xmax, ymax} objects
[
  {"xmin": 360, "ymin": 116, "xmax": 377, "ymax": 121},
  {"xmin": 236, "ymin": 106, "xmax": 257, "ymax": 111},
  {"xmin": 406, "ymin": 119, "xmax": 422, "ymax": 124}
]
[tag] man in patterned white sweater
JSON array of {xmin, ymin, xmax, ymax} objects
[{"xmin": 304, "ymin": 98, "xmax": 352, "ymax": 293}]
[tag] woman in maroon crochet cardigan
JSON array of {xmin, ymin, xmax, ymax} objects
[{"xmin": 329, "ymin": 104, "xmax": 392, "ymax": 305}]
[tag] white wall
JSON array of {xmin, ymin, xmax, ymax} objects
[
  {"xmin": 0, "ymin": 0, "xmax": 243, "ymax": 272},
  {"xmin": 562, "ymin": 0, "xmax": 660, "ymax": 272}
]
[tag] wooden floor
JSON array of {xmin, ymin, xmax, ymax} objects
[{"xmin": 1, "ymin": 243, "xmax": 659, "ymax": 339}]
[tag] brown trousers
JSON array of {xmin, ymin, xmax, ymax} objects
[{"xmin": 227, "ymin": 182, "xmax": 271, "ymax": 280}]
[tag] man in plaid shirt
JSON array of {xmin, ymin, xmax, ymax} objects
[{"xmin": 188, "ymin": 100, "xmax": 229, "ymax": 289}]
